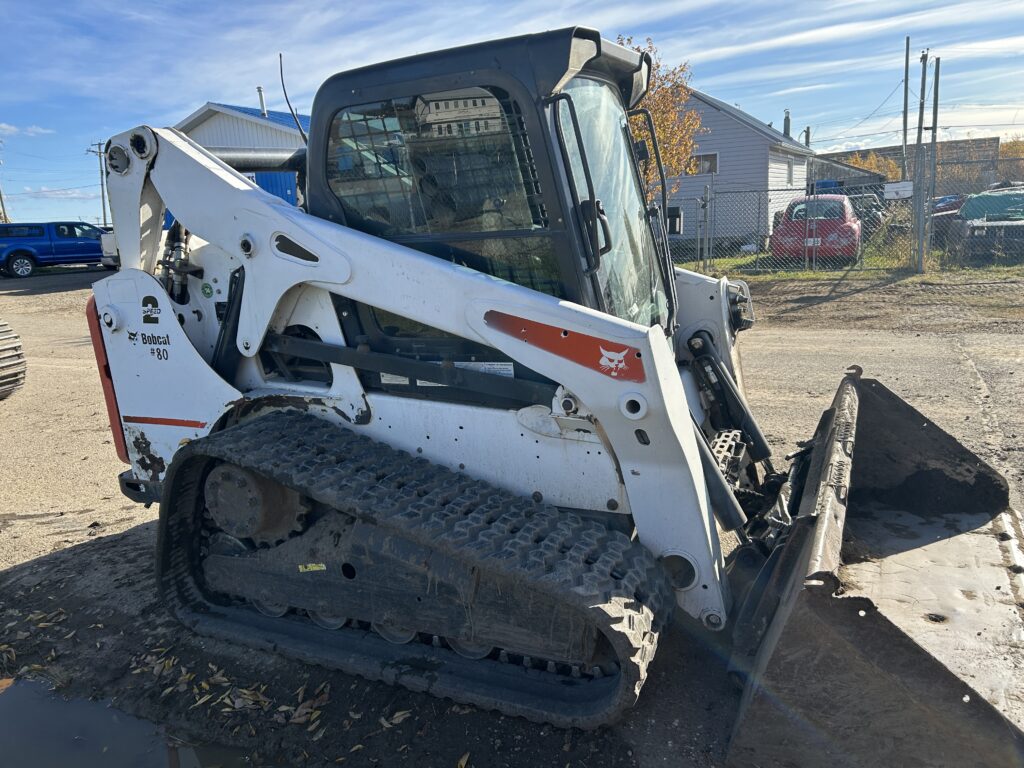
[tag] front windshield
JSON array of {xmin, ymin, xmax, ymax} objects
[{"xmin": 560, "ymin": 78, "xmax": 668, "ymax": 328}]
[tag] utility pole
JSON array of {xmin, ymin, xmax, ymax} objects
[
  {"xmin": 925, "ymin": 57, "xmax": 941, "ymax": 257},
  {"xmin": 914, "ymin": 50, "xmax": 929, "ymax": 273},
  {"xmin": 901, "ymin": 36, "xmax": 910, "ymax": 181},
  {"xmin": 915, "ymin": 49, "xmax": 928, "ymax": 148},
  {"xmin": 86, "ymin": 142, "xmax": 109, "ymax": 227}
]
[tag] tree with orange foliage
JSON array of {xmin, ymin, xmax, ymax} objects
[
  {"xmin": 618, "ymin": 36, "xmax": 701, "ymax": 200},
  {"xmin": 842, "ymin": 151, "xmax": 900, "ymax": 181}
]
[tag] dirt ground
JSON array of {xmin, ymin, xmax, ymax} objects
[{"xmin": 0, "ymin": 267, "xmax": 1022, "ymax": 767}]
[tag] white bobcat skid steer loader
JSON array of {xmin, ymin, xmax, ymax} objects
[{"xmin": 88, "ymin": 28, "xmax": 1024, "ymax": 767}]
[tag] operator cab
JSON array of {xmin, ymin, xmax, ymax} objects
[{"xmin": 304, "ymin": 28, "xmax": 677, "ymax": 407}]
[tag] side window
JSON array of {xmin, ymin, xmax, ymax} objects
[
  {"xmin": 326, "ymin": 86, "xmax": 547, "ymax": 236},
  {"xmin": 692, "ymin": 153, "xmax": 718, "ymax": 175},
  {"xmin": 56, "ymin": 224, "xmax": 75, "ymax": 238},
  {"xmin": 1, "ymin": 225, "xmax": 44, "ymax": 238},
  {"xmin": 326, "ymin": 86, "xmax": 566, "ymax": 316},
  {"xmin": 73, "ymin": 224, "xmax": 101, "ymax": 238}
]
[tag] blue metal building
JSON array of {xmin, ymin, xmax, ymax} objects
[{"xmin": 175, "ymin": 102, "xmax": 311, "ymax": 206}]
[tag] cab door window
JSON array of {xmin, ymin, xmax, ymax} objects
[{"xmin": 326, "ymin": 87, "xmax": 566, "ymax": 303}]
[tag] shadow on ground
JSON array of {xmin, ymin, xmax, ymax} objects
[
  {"xmin": 0, "ymin": 522, "xmax": 737, "ymax": 767},
  {"xmin": 0, "ymin": 266, "xmax": 108, "ymax": 298}
]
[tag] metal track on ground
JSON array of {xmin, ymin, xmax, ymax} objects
[
  {"xmin": 0, "ymin": 320, "xmax": 26, "ymax": 400},
  {"xmin": 158, "ymin": 410, "xmax": 674, "ymax": 728}
]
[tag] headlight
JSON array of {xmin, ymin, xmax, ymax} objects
[{"xmin": 973, "ymin": 227, "xmax": 987, "ymax": 236}]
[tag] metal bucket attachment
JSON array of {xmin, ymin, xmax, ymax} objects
[{"xmin": 727, "ymin": 368, "xmax": 1024, "ymax": 768}]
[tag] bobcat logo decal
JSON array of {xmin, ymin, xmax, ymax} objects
[{"xmin": 598, "ymin": 347, "xmax": 629, "ymax": 377}]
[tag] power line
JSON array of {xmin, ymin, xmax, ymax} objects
[
  {"xmin": 810, "ymin": 108, "xmax": 904, "ymax": 130},
  {"xmin": 811, "ymin": 121, "xmax": 1020, "ymax": 147},
  {"xmin": 811, "ymin": 128, "xmax": 902, "ymax": 144},
  {"xmin": 844, "ymin": 79, "xmax": 905, "ymax": 134},
  {"xmin": 5, "ymin": 183, "xmax": 100, "ymax": 196}
]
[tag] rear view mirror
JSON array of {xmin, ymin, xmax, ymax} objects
[
  {"xmin": 633, "ymin": 139, "xmax": 651, "ymax": 164},
  {"xmin": 773, "ymin": 210, "xmax": 784, "ymax": 229},
  {"xmin": 666, "ymin": 206, "xmax": 682, "ymax": 235}
]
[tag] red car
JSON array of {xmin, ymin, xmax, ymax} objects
[{"xmin": 769, "ymin": 194, "xmax": 862, "ymax": 263}]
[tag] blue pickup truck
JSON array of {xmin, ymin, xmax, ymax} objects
[{"xmin": 0, "ymin": 222, "xmax": 108, "ymax": 278}]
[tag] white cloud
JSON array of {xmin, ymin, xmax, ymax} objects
[
  {"xmin": 0, "ymin": 122, "xmax": 55, "ymax": 136},
  {"xmin": 766, "ymin": 83, "xmax": 840, "ymax": 97},
  {"xmin": 687, "ymin": 1, "xmax": 1024, "ymax": 65},
  {"xmin": 17, "ymin": 186, "xmax": 100, "ymax": 200}
]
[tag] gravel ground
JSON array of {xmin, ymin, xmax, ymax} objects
[{"xmin": 0, "ymin": 267, "xmax": 1021, "ymax": 767}]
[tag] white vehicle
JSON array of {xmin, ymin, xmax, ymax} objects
[
  {"xmin": 100, "ymin": 230, "xmax": 119, "ymax": 269},
  {"xmin": 87, "ymin": 29, "xmax": 1022, "ymax": 767}
]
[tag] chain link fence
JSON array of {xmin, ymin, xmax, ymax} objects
[
  {"xmin": 670, "ymin": 181, "xmax": 913, "ymax": 274},
  {"xmin": 924, "ymin": 157, "xmax": 1024, "ymax": 270},
  {"xmin": 672, "ymin": 152, "xmax": 1023, "ymax": 276}
]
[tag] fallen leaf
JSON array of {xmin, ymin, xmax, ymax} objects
[
  {"xmin": 349, "ymin": 745, "xmax": 364, "ymax": 753},
  {"xmin": 0, "ymin": 678, "xmax": 13, "ymax": 694},
  {"xmin": 458, "ymin": 751, "xmax": 470, "ymax": 768},
  {"xmin": 348, "ymin": 710, "xmax": 362, "ymax": 720},
  {"xmin": 389, "ymin": 710, "xmax": 412, "ymax": 725},
  {"xmin": 190, "ymin": 693, "xmax": 213, "ymax": 709}
]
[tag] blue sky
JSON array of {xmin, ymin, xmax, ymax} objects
[{"xmin": 2, "ymin": 0, "xmax": 1022, "ymax": 223}]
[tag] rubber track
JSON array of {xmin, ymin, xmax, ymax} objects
[
  {"xmin": 0, "ymin": 320, "xmax": 26, "ymax": 400},
  {"xmin": 159, "ymin": 410, "xmax": 674, "ymax": 728}
]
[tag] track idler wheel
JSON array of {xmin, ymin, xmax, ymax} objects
[
  {"xmin": 252, "ymin": 599, "xmax": 289, "ymax": 618},
  {"xmin": 310, "ymin": 612, "xmax": 348, "ymax": 630},
  {"xmin": 372, "ymin": 623, "xmax": 417, "ymax": 644},
  {"xmin": 447, "ymin": 639, "xmax": 494, "ymax": 660}
]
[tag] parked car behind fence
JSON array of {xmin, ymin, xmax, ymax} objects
[
  {"xmin": 769, "ymin": 194, "xmax": 863, "ymax": 267},
  {"xmin": 943, "ymin": 188, "xmax": 1024, "ymax": 263}
]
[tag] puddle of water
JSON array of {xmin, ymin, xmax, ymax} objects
[{"xmin": 0, "ymin": 678, "xmax": 251, "ymax": 767}]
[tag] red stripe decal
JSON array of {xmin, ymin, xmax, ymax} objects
[
  {"xmin": 87, "ymin": 296, "xmax": 129, "ymax": 464},
  {"xmin": 123, "ymin": 415, "xmax": 208, "ymax": 428},
  {"xmin": 484, "ymin": 311, "xmax": 646, "ymax": 383}
]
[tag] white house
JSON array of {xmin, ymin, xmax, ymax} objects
[{"xmin": 670, "ymin": 91, "xmax": 813, "ymax": 248}]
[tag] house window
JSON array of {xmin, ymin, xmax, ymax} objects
[
  {"xmin": 472, "ymin": 99, "xmax": 478, "ymax": 107},
  {"xmin": 787, "ymin": 159, "xmax": 794, "ymax": 185},
  {"xmin": 436, "ymin": 124, "xmax": 443, "ymax": 135},
  {"xmin": 475, "ymin": 120, "xmax": 480, "ymax": 132},
  {"xmin": 434, "ymin": 102, "xmax": 440, "ymax": 111},
  {"xmin": 444, "ymin": 101, "xmax": 450, "ymax": 109},
  {"xmin": 693, "ymin": 153, "xmax": 718, "ymax": 174}
]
